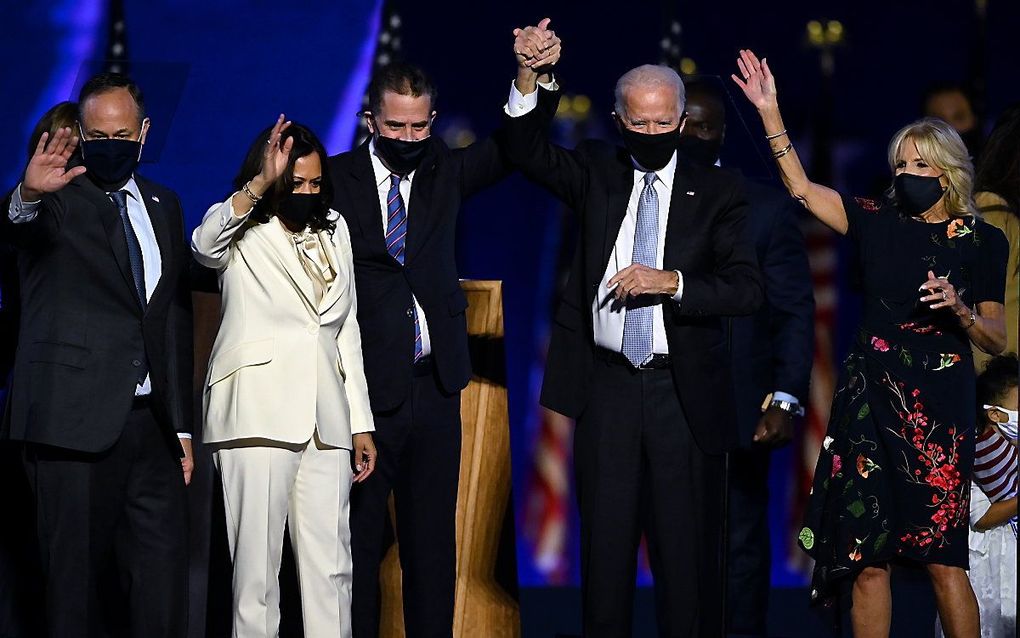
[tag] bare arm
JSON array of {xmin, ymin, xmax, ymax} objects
[
  {"xmin": 731, "ymin": 49, "xmax": 849, "ymax": 235},
  {"xmin": 974, "ymin": 496, "xmax": 1017, "ymax": 531}
]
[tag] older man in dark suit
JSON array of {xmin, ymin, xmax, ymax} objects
[{"xmin": 504, "ymin": 34, "xmax": 763, "ymax": 636}]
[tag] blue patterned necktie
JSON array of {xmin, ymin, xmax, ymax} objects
[
  {"xmin": 621, "ymin": 172, "xmax": 658, "ymax": 367},
  {"xmin": 384, "ymin": 174, "xmax": 423, "ymax": 361},
  {"xmin": 109, "ymin": 190, "xmax": 146, "ymax": 311}
]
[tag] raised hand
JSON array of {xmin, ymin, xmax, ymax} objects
[
  {"xmin": 21, "ymin": 127, "xmax": 88, "ymax": 201},
  {"xmin": 513, "ymin": 17, "xmax": 561, "ymax": 71},
  {"xmin": 730, "ymin": 49, "xmax": 777, "ymax": 112},
  {"xmin": 256, "ymin": 114, "xmax": 294, "ymax": 187}
]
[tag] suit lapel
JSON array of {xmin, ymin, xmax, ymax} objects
[
  {"xmin": 257, "ymin": 220, "xmax": 318, "ymax": 312},
  {"xmin": 598, "ymin": 153, "xmax": 634, "ymax": 276},
  {"xmin": 348, "ymin": 144, "xmax": 388, "ymax": 255},
  {"xmin": 662, "ymin": 157, "xmax": 699, "ymax": 270},
  {"xmin": 135, "ymin": 177, "xmax": 173, "ymax": 311},
  {"xmin": 404, "ymin": 146, "xmax": 441, "ymax": 264},
  {"xmin": 317, "ymin": 229, "xmax": 349, "ymax": 315},
  {"xmin": 75, "ymin": 178, "xmax": 138, "ymax": 308}
]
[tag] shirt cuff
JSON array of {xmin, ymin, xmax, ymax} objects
[
  {"xmin": 9, "ymin": 183, "xmax": 41, "ymax": 223},
  {"xmin": 772, "ymin": 391, "xmax": 804, "ymax": 415},
  {"xmin": 538, "ymin": 77, "xmax": 559, "ymax": 91},
  {"xmin": 505, "ymin": 80, "xmax": 539, "ymax": 117},
  {"xmin": 670, "ymin": 271, "xmax": 684, "ymax": 302},
  {"xmin": 177, "ymin": 433, "xmax": 193, "ymax": 440}
]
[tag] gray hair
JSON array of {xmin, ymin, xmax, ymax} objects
[{"xmin": 614, "ymin": 64, "xmax": 686, "ymax": 117}]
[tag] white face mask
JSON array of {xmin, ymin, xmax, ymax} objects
[{"xmin": 984, "ymin": 404, "xmax": 1019, "ymax": 440}]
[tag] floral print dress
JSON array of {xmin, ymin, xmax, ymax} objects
[{"xmin": 798, "ymin": 195, "xmax": 1009, "ymax": 605}]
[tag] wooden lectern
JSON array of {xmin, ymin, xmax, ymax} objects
[{"xmin": 379, "ymin": 280, "xmax": 521, "ymax": 637}]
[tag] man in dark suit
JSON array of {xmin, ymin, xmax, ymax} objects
[
  {"xmin": 2, "ymin": 73, "xmax": 193, "ymax": 638},
  {"xmin": 327, "ymin": 26, "xmax": 560, "ymax": 637},
  {"xmin": 678, "ymin": 80, "xmax": 815, "ymax": 637},
  {"xmin": 505, "ymin": 52, "xmax": 763, "ymax": 635}
]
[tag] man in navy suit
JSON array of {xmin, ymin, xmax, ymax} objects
[{"xmin": 678, "ymin": 79, "xmax": 815, "ymax": 637}]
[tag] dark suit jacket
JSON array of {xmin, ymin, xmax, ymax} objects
[
  {"xmin": 1, "ymin": 175, "xmax": 193, "ymax": 454},
  {"xmin": 505, "ymin": 89, "xmax": 763, "ymax": 454},
  {"xmin": 727, "ymin": 178, "xmax": 815, "ymax": 447},
  {"xmin": 327, "ymin": 137, "xmax": 506, "ymax": 412}
]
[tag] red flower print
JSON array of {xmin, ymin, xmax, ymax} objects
[
  {"xmin": 831, "ymin": 454, "xmax": 842, "ymax": 477},
  {"xmin": 855, "ymin": 197, "xmax": 881, "ymax": 212},
  {"xmin": 870, "ymin": 336, "xmax": 891, "ymax": 352}
]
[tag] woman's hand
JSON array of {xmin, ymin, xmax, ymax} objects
[
  {"xmin": 352, "ymin": 433, "xmax": 377, "ymax": 483},
  {"xmin": 250, "ymin": 114, "xmax": 293, "ymax": 195},
  {"xmin": 730, "ymin": 49, "xmax": 778, "ymax": 112},
  {"xmin": 919, "ymin": 270, "xmax": 968, "ymax": 318}
]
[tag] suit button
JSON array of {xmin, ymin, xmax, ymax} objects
[
  {"xmin": 406, "ymin": 308, "xmax": 414, "ymax": 318},
  {"xmin": 307, "ymin": 322, "xmax": 318, "ymax": 335},
  {"xmin": 131, "ymin": 359, "xmax": 142, "ymax": 367}
]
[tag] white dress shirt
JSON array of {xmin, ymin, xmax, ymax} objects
[
  {"xmin": 507, "ymin": 82, "xmax": 685, "ymax": 358},
  {"xmin": 367, "ymin": 139, "xmax": 432, "ymax": 357},
  {"xmin": 9, "ymin": 178, "xmax": 190, "ymax": 434}
]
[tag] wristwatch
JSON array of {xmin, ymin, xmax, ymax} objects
[{"xmin": 761, "ymin": 392, "xmax": 803, "ymax": 417}]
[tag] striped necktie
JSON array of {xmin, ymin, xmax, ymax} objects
[
  {"xmin": 621, "ymin": 172, "xmax": 658, "ymax": 367},
  {"xmin": 385, "ymin": 174, "xmax": 423, "ymax": 361}
]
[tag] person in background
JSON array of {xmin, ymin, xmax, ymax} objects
[
  {"xmin": 937, "ymin": 354, "xmax": 1017, "ymax": 638},
  {"xmin": 734, "ymin": 49, "xmax": 1007, "ymax": 638},
  {"xmin": 327, "ymin": 22, "xmax": 559, "ymax": 637},
  {"xmin": 972, "ymin": 104, "xmax": 1020, "ymax": 371},
  {"xmin": 678, "ymin": 78, "xmax": 816, "ymax": 638},
  {"xmin": 923, "ymin": 82, "xmax": 984, "ymax": 160},
  {"xmin": 192, "ymin": 118, "xmax": 376, "ymax": 638},
  {"xmin": 2, "ymin": 73, "xmax": 194, "ymax": 638}
]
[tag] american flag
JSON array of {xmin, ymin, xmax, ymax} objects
[
  {"xmin": 353, "ymin": 1, "xmax": 403, "ymax": 147},
  {"xmin": 104, "ymin": 0, "xmax": 129, "ymax": 75}
]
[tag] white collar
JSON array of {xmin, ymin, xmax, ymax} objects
[
  {"xmin": 631, "ymin": 151, "xmax": 677, "ymax": 192},
  {"xmin": 368, "ymin": 138, "xmax": 416, "ymax": 187}
]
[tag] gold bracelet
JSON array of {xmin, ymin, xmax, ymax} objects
[
  {"xmin": 765, "ymin": 129, "xmax": 788, "ymax": 140},
  {"xmin": 962, "ymin": 308, "xmax": 977, "ymax": 329},
  {"xmin": 772, "ymin": 143, "xmax": 793, "ymax": 159},
  {"xmin": 242, "ymin": 180, "xmax": 262, "ymax": 203}
]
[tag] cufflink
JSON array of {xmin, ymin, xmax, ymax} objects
[
  {"xmin": 151, "ymin": 195, "xmax": 160, "ymax": 202},
  {"xmin": 686, "ymin": 191, "xmax": 695, "ymax": 196}
]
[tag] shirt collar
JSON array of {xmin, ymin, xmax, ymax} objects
[
  {"xmin": 109, "ymin": 176, "xmax": 142, "ymax": 202},
  {"xmin": 632, "ymin": 151, "xmax": 677, "ymax": 192}
]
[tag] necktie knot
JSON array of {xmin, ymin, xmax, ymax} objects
[
  {"xmin": 389, "ymin": 173, "xmax": 402, "ymax": 189},
  {"xmin": 109, "ymin": 189, "xmax": 129, "ymax": 208},
  {"xmin": 643, "ymin": 172, "xmax": 657, "ymax": 187}
]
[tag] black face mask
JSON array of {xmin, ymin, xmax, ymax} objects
[
  {"xmin": 374, "ymin": 134, "xmax": 431, "ymax": 175},
  {"xmin": 80, "ymin": 137, "xmax": 142, "ymax": 189},
  {"xmin": 278, "ymin": 193, "xmax": 321, "ymax": 228},
  {"xmin": 618, "ymin": 125, "xmax": 682, "ymax": 171},
  {"xmin": 677, "ymin": 135, "xmax": 723, "ymax": 167},
  {"xmin": 894, "ymin": 173, "xmax": 946, "ymax": 216}
]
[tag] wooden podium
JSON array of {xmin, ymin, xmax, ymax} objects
[{"xmin": 379, "ymin": 280, "xmax": 521, "ymax": 637}]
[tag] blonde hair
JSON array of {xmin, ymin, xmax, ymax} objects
[{"xmin": 886, "ymin": 117, "xmax": 977, "ymax": 217}]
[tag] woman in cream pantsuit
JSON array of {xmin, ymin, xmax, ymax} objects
[{"xmin": 193, "ymin": 116, "xmax": 377, "ymax": 638}]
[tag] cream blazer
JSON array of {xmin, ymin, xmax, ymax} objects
[{"xmin": 192, "ymin": 199, "xmax": 374, "ymax": 449}]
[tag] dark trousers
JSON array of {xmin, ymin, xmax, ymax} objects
[
  {"xmin": 725, "ymin": 446, "xmax": 772, "ymax": 637},
  {"xmin": 575, "ymin": 358, "xmax": 725, "ymax": 638},
  {"xmin": 351, "ymin": 361, "xmax": 462, "ymax": 638},
  {"xmin": 22, "ymin": 404, "xmax": 189, "ymax": 638}
]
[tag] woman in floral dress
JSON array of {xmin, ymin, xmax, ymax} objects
[{"xmin": 732, "ymin": 50, "xmax": 1008, "ymax": 637}]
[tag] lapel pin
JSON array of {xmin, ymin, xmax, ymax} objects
[
  {"xmin": 686, "ymin": 191, "xmax": 695, "ymax": 196},
  {"xmin": 151, "ymin": 195, "xmax": 160, "ymax": 203}
]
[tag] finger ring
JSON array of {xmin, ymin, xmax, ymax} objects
[
  {"xmin": 743, "ymin": 75, "xmax": 750, "ymax": 80},
  {"xmin": 942, "ymin": 291, "xmax": 948, "ymax": 301}
]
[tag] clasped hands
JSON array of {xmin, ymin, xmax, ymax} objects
[{"xmin": 513, "ymin": 18, "xmax": 561, "ymax": 75}]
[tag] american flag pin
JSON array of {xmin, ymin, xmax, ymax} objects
[
  {"xmin": 151, "ymin": 196, "xmax": 160, "ymax": 203},
  {"xmin": 686, "ymin": 191, "xmax": 695, "ymax": 196}
]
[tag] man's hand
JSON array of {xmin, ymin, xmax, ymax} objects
[
  {"xmin": 180, "ymin": 437, "xmax": 194, "ymax": 486},
  {"xmin": 22, "ymin": 127, "xmax": 88, "ymax": 201},
  {"xmin": 608, "ymin": 264, "xmax": 679, "ymax": 301},
  {"xmin": 352, "ymin": 433, "xmax": 377, "ymax": 483},
  {"xmin": 752, "ymin": 406, "xmax": 794, "ymax": 448},
  {"xmin": 513, "ymin": 18, "xmax": 561, "ymax": 93}
]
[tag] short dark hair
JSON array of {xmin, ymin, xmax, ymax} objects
[
  {"xmin": 683, "ymin": 77, "xmax": 728, "ymax": 118},
  {"xmin": 975, "ymin": 102, "xmax": 1020, "ymax": 215},
  {"xmin": 27, "ymin": 101, "xmax": 78, "ymax": 159},
  {"xmin": 366, "ymin": 62, "xmax": 437, "ymax": 115},
  {"xmin": 921, "ymin": 81, "xmax": 972, "ymax": 114},
  {"xmin": 232, "ymin": 122, "xmax": 336, "ymax": 234},
  {"xmin": 78, "ymin": 72, "xmax": 146, "ymax": 124},
  {"xmin": 976, "ymin": 354, "xmax": 1019, "ymax": 431}
]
